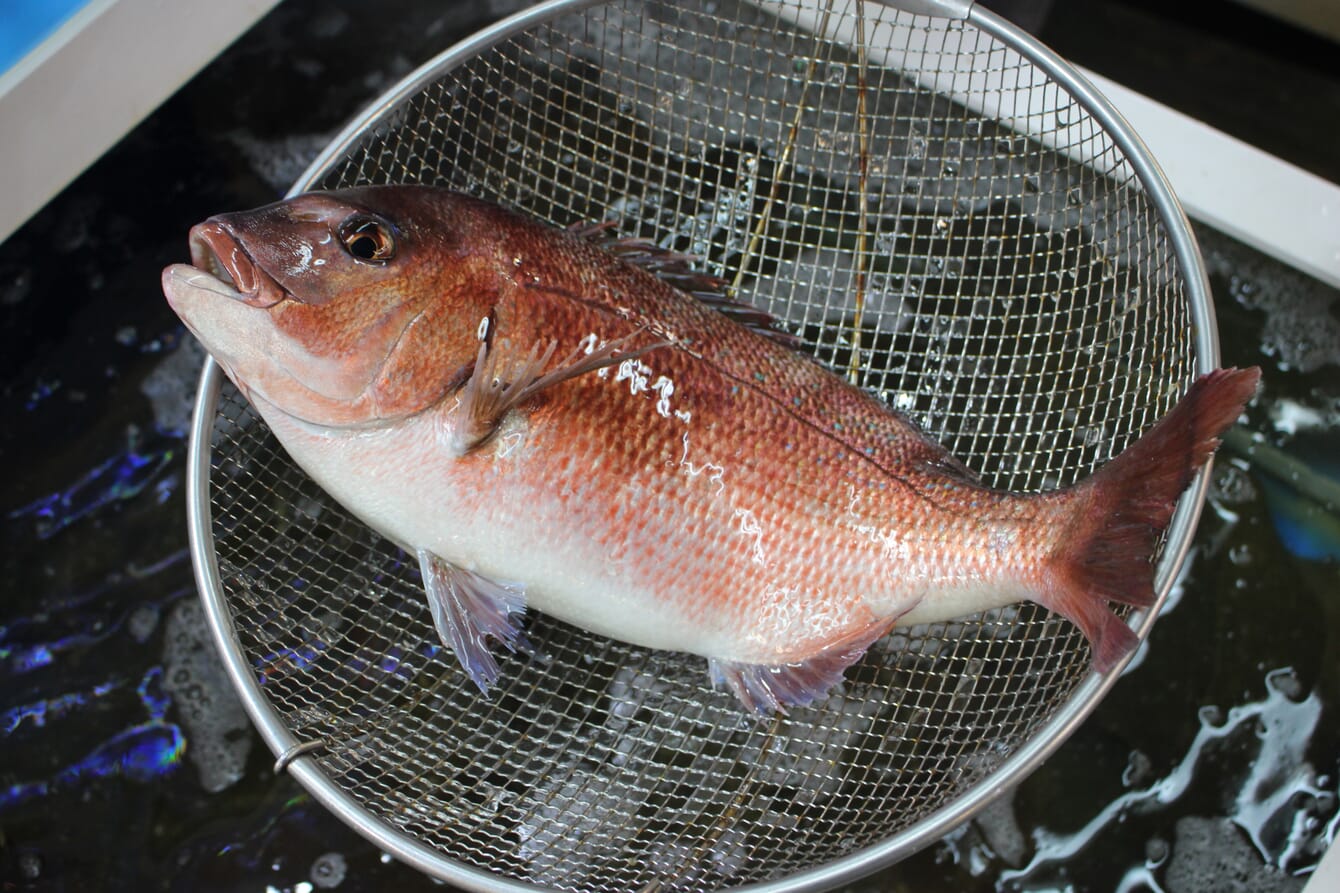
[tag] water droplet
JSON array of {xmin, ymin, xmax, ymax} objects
[
  {"xmin": 311, "ymin": 852, "xmax": 348, "ymax": 888},
  {"xmin": 1123, "ymin": 750, "xmax": 1153, "ymax": 787},
  {"xmin": 17, "ymin": 851, "xmax": 42, "ymax": 880},
  {"xmin": 1266, "ymin": 667, "xmax": 1304, "ymax": 700}
]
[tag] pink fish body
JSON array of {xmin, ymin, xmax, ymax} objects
[{"xmin": 162, "ymin": 186, "xmax": 1259, "ymax": 712}]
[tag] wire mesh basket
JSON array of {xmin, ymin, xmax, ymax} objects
[{"xmin": 186, "ymin": 1, "xmax": 1218, "ymax": 890}]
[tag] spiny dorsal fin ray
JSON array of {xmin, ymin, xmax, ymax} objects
[{"xmin": 570, "ymin": 221, "xmax": 801, "ymax": 349}]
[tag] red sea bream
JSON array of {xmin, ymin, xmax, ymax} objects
[{"xmin": 162, "ymin": 186, "xmax": 1260, "ymax": 713}]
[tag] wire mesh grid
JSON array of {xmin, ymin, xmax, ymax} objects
[{"xmin": 195, "ymin": 1, "xmax": 1206, "ymax": 890}]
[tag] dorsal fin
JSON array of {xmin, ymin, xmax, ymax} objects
[
  {"xmin": 570, "ymin": 221, "xmax": 802, "ymax": 349},
  {"xmin": 689, "ymin": 289, "xmax": 804, "ymax": 349}
]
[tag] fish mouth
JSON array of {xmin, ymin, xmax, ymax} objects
[{"xmin": 186, "ymin": 221, "xmax": 288, "ymax": 309}]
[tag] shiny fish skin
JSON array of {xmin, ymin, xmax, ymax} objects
[{"xmin": 162, "ymin": 186, "xmax": 1260, "ymax": 713}]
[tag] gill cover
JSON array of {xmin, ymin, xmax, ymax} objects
[{"xmin": 169, "ymin": 188, "xmax": 499, "ymax": 428}]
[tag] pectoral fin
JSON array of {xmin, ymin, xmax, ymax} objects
[
  {"xmin": 417, "ymin": 549, "xmax": 530, "ymax": 693},
  {"xmin": 449, "ymin": 332, "xmax": 663, "ymax": 455}
]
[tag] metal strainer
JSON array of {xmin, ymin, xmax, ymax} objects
[{"xmin": 186, "ymin": 1, "xmax": 1218, "ymax": 889}]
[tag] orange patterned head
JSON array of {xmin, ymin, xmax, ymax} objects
[{"xmin": 162, "ymin": 187, "xmax": 506, "ymax": 427}]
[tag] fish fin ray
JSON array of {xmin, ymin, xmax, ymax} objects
[
  {"xmin": 450, "ymin": 332, "xmax": 664, "ymax": 454},
  {"xmin": 416, "ymin": 549, "xmax": 530, "ymax": 693},
  {"xmin": 691, "ymin": 291, "xmax": 804, "ymax": 348},
  {"xmin": 917, "ymin": 452, "xmax": 981, "ymax": 485},
  {"xmin": 707, "ymin": 619, "xmax": 893, "ymax": 715},
  {"xmin": 569, "ymin": 222, "xmax": 800, "ymax": 348},
  {"xmin": 1042, "ymin": 367, "xmax": 1260, "ymax": 672},
  {"xmin": 571, "ymin": 226, "xmax": 712, "ymax": 286}
]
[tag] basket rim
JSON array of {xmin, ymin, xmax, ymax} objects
[{"xmin": 185, "ymin": 2, "xmax": 1219, "ymax": 890}]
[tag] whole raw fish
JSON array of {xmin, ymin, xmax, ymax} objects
[{"xmin": 162, "ymin": 186, "xmax": 1259, "ymax": 713}]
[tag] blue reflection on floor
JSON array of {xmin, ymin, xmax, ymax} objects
[
  {"xmin": 1, "ymin": 666, "xmax": 184, "ymax": 810},
  {"xmin": 1257, "ymin": 431, "xmax": 1340, "ymax": 563},
  {"xmin": 6, "ymin": 429, "xmax": 177, "ymax": 540}
]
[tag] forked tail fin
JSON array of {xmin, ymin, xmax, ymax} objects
[{"xmin": 1041, "ymin": 367, "xmax": 1261, "ymax": 672}]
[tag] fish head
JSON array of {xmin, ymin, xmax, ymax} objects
[{"xmin": 161, "ymin": 187, "xmax": 499, "ymax": 428}]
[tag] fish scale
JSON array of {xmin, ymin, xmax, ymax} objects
[
  {"xmin": 163, "ymin": 185, "xmax": 1258, "ymax": 712},
  {"xmin": 494, "ymin": 225, "xmax": 1013, "ymax": 642}
]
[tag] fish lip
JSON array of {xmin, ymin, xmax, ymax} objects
[
  {"xmin": 187, "ymin": 220, "xmax": 287, "ymax": 309},
  {"xmin": 162, "ymin": 263, "xmax": 241, "ymax": 303}
]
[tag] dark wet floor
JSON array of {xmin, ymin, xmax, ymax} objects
[{"xmin": 1, "ymin": 1, "xmax": 1336, "ymax": 890}]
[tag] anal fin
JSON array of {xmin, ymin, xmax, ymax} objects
[
  {"xmin": 417, "ymin": 549, "xmax": 530, "ymax": 693},
  {"xmin": 707, "ymin": 619, "xmax": 893, "ymax": 715}
]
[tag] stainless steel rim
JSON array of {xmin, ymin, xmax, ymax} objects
[{"xmin": 185, "ymin": 2, "xmax": 1221, "ymax": 889}]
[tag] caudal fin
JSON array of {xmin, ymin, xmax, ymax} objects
[{"xmin": 1041, "ymin": 367, "xmax": 1261, "ymax": 673}]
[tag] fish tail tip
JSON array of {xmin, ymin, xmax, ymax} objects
[
  {"xmin": 1041, "ymin": 565, "xmax": 1144, "ymax": 675},
  {"xmin": 1089, "ymin": 610, "xmax": 1140, "ymax": 675},
  {"xmin": 1087, "ymin": 365, "xmax": 1261, "ymax": 533},
  {"xmin": 1040, "ymin": 366, "xmax": 1260, "ymax": 672},
  {"xmin": 1187, "ymin": 365, "xmax": 1261, "ymax": 447}
]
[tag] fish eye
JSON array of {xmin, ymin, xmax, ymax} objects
[{"xmin": 338, "ymin": 215, "xmax": 397, "ymax": 263}]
